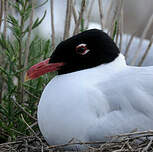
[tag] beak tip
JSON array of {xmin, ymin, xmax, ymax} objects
[{"xmin": 24, "ymin": 73, "xmax": 31, "ymax": 82}]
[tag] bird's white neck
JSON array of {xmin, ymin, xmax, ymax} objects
[{"xmin": 99, "ymin": 53, "xmax": 126, "ymax": 72}]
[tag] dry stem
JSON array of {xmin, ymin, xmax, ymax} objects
[
  {"xmin": 21, "ymin": 114, "xmax": 44, "ymax": 152},
  {"xmin": 131, "ymin": 13, "xmax": 153, "ymax": 65},
  {"xmin": 72, "ymin": 1, "xmax": 77, "ymax": 24},
  {"xmin": 0, "ymin": 0, "xmax": 4, "ymax": 31},
  {"xmin": 138, "ymin": 36, "xmax": 153, "ymax": 66},
  {"xmin": 50, "ymin": 0, "xmax": 55, "ymax": 49},
  {"xmin": 85, "ymin": 0, "xmax": 95, "ymax": 29},
  {"xmin": 119, "ymin": 6, "xmax": 123, "ymax": 50},
  {"xmin": 13, "ymin": 99, "xmax": 37, "ymax": 121},
  {"xmin": 124, "ymin": 32, "xmax": 136, "ymax": 58},
  {"xmin": 98, "ymin": 0, "xmax": 104, "ymax": 29},
  {"xmin": 73, "ymin": 0, "xmax": 86, "ymax": 35},
  {"xmin": 24, "ymin": 0, "xmax": 35, "ymax": 70},
  {"xmin": 63, "ymin": 0, "xmax": 73, "ymax": 40},
  {"xmin": 0, "ymin": 0, "xmax": 8, "ymax": 104},
  {"xmin": 3, "ymin": 0, "xmax": 8, "ymax": 40}
]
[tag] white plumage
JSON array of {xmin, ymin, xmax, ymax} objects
[{"xmin": 38, "ymin": 53, "xmax": 153, "ymax": 149}]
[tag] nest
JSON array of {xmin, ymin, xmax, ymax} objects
[{"xmin": 0, "ymin": 130, "xmax": 153, "ymax": 152}]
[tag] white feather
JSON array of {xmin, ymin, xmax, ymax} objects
[{"xmin": 38, "ymin": 54, "xmax": 153, "ymax": 149}]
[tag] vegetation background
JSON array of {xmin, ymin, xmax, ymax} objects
[{"xmin": 0, "ymin": 0, "xmax": 152, "ymax": 151}]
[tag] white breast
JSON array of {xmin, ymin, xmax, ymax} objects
[{"xmin": 37, "ymin": 54, "xmax": 153, "ymax": 149}]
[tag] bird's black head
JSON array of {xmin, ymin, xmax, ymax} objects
[{"xmin": 49, "ymin": 29, "xmax": 120, "ymax": 75}]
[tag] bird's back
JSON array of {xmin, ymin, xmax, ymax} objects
[{"xmin": 88, "ymin": 65, "xmax": 153, "ymax": 141}]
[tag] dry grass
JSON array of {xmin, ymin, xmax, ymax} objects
[{"xmin": 0, "ymin": 131, "xmax": 153, "ymax": 151}]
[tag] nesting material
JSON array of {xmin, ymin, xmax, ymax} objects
[{"xmin": 0, "ymin": 131, "xmax": 153, "ymax": 152}]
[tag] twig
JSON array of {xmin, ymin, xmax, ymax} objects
[
  {"xmin": 85, "ymin": 0, "xmax": 95, "ymax": 29},
  {"xmin": 109, "ymin": 2, "xmax": 118, "ymax": 38},
  {"xmin": 3, "ymin": 0, "xmax": 8, "ymax": 40},
  {"xmin": 138, "ymin": 36, "xmax": 153, "ymax": 66},
  {"xmin": 25, "ymin": 121, "xmax": 38, "ymax": 130},
  {"xmin": 21, "ymin": 114, "xmax": 37, "ymax": 136},
  {"xmin": 21, "ymin": 114, "xmax": 44, "ymax": 152},
  {"xmin": 18, "ymin": 1, "xmax": 28, "ymax": 104},
  {"xmin": 0, "ymin": 85, "xmax": 2, "ymax": 104},
  {"xmin": 24, "ymin": 89, "xmax": 40, "ymax": 100},
  {"xmin": 0, "ymin": 0, "xmax": 8, "ymax": 104},
  {"xmin": 131, "ymin": 13, "xmax": 153, "ymax": 65},
  {"xmin": 110, "ymin": 130, "xmax": 153, "ymax": 138},
  {"xmin": 10, "ymin": 128, "xmax": 26, "ymax": 136},
  {"xmin": 142, "ymin": 138, "xmax": 153, "ymax": 152},
  {"xmin": 0, "ymin": 0, "xmax": 4, "ymax": 31},
  {"xmin": 72, "ymin": 1, "xmax": 77, "ymax": 24},
  {"xmin": 128, "ymin": 134, "xmax": 153, "ymax": 141},
  {"xmin": 73, "ymin": 0, "xmax": 86, "ymax": 35},
  {"xmin": 119, "ymin": 140, "xmax": 128, "ymax": 151},
  {"xmin": 48, "ymin": 141, "xmax": 106, "ymax": 149},
  {"xmin": 16, "ymin": 135, "xmax": 40, "ymax": 141},
  {"xmin": 50, "ymin": 0, "xmax": 55, "ymax": 49},
  {"xmin": 13, "ymin": 99, "xmax": 37, "ymax": 121},
  {"xmin": 0, "ymin": 141, "xmax": 23, "ymax": 146},
  {"xmin": 25, "ymin": 139, "xmax": 28, "ymax": 152},
  {"xmin": 63, "ymin": 0, "xmax": 73, "ymax": 40},
  {"xmin": 115, "ymin": 25, "xmax": 119, "ymax": 44},
  {"xmin": 105, "ymin": 0, "xmax": 113, "ymax": 34},
  {"xmin": 119, "ymin": 6, "xmax": 124, "ymax": 51},
  {"xmin": 98, "ymin": 0, "xmax": 104, "ymax": 29},
  {"xmin": 126, "ymin": 141, "xmax": 134, "ymax": 152},
  {"xmin": 114, "ymin": 0, "xmax": 123, "ymax": 44},
  {"xmin": 124, "ymin": 32, "xmax": 136, "ymax": 58},
  {"xmin": 24, "ymin": 0, "xmax": 35, "ymax": 70}
]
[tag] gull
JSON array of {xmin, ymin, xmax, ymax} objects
[{"xmin": 25, "ymin": 29, "xmax": 153, "ymax": 150}]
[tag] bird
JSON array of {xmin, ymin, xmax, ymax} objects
[{"xmin": 25, "ymin": 29, "xmax": 153, "ymax": 150}]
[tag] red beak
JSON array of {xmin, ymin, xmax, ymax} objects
[{"xmin": 24, "ymin": 58, "xmax": 64, "ymax": 81}]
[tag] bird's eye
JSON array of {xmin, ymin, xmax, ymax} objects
[{"xmin": 76, "ymin": 43, "xmax": 90, "ymax": 55}]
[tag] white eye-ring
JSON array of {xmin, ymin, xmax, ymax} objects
[{"xmin": 76, "ymin": 43, "xmax": 90, "ymax": 55}]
